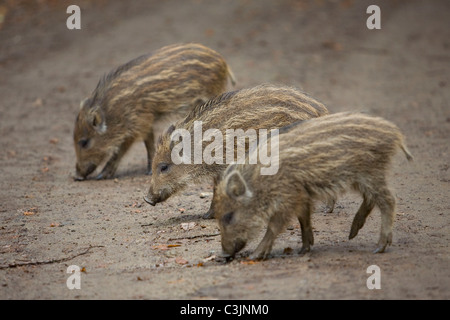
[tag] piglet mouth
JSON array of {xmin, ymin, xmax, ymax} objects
[
  {"xmin": 144, "ymin": 188, "xmax": 172, "ymax": 206},
  {"xmin": 74, "ymin": 163, "xmax": 97, "ymax": 181},
  {"xmin": 222, "ymin": 239, "xmax": 247, "ymax": 261},
  {"xmin": 219, "ymin": 249, "xmax": 236, "ymax": 262},
  {"xmin": 221, "ymin": 253, "xmax": 234, "ymax": 263}
]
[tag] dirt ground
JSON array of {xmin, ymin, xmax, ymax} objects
[{"xmin": 0, "ymin": 0, "xmax": 448, "ymax": 300}]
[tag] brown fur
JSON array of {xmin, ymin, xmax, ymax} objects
[
  {"xmin": 73, "ymin": 43, "xmax": 235, "ymax": 180},
  {"xmin": 145, "ymin": 84, "xmax": 329, "ymax": 218},
  {"xmin": 213, "ymin": 112, "xmax": 413, "ymax": 259}
]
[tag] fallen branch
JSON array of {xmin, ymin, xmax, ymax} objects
[
  {"xmin": 168, "ymin": 233, "xmax": 220, "ymax": 241},
  {"xmin": 0, "ymin": 245, "xmax": 104, "ymax": 269}
]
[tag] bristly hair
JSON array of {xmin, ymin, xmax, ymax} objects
[
  {"xmin": 91, "ymin": 53, "xmax": 152, "ymax": 101},
  {"xmin": 277, "ymin": 118, "xmax": 310, "ymax": 135},
  {"xmin": 277, "ymin": 111, "xmax": 365, "ymax": 135},
  {"xmin": 183, "ymin": 89, "xmax": 239, "ymax": 124}
]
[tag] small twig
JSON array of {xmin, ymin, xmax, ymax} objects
[
  {"xmin": 168, "ymin": 233, "xmax": 220, "ymax": 241},
  {"xmin": 0, "ymin": 245, "xmax": 104, "ymax": 270}
]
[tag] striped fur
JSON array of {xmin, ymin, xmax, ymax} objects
[
  {"xmin": 214, "ymin": 112, "xmax": 413, "ymax": 259},
  {"xmin": 74, "ymin": 43, "xmax": 234, "ymax": 180},
  {"xmin": 146, "ymin": 84, "xmax": 329, "ymax": 216}
]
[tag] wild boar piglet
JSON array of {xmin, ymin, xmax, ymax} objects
[
  {"xmin": 145, "ymin": 84, "xmax": 329, "ymax": 218},
  {"xmin": 74, "ymin": 43, "xmax": 235, "ymax": 180},
  {"xmin": 214, "ymin": 112, "xmax": 413, "ymax": 260}
]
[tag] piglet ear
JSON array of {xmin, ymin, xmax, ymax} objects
[
  {"xmin": 166, "ymin": 124, "xmax": 176, "ymax": 135},
  {"xmin": 166, "ymin": 124, "xmax": 176, "ymax": 149},
  {"xmin": 225, "ymin": 171, "xmax": 252, "ymax": 200},
  {"xmin": 88, "ymin": 105, "xmax": 107, "ymax": 134},
  {"xmin": 79, "ymin": 97, "xmax": 91, "ymax": 109}
]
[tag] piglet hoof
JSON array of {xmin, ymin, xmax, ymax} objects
[
  {"xmin": 95, "ymin": 173, "xmax": 105, "ymax": 180},
  {"xmin": 202, "ymin": 208, "xmax": 215, "ymax": 219},
  {"xmin": 96, "ymin": 170, "xmax": 115, "ymax": 180},
  {"xmin": 373, "ymin": 233, "xmax": 392, "ymax": 253},
  {"xmin": 225, "ymin": 256, "xmax": 234, "ymax": 263},
  {"xmin": 143, "ymin": 196, "xmax": 156, "ymax": 206},
  {"xmin": 249, "ymin": 254, "xmax": 260, "ymax": 261},
  {"xmin": 249, "ymin": 250, "xmax": 269, "ymax": 261},
  {"xmin": 373, "ymin": 246, "xmax": 386, "ymax": 254},
  {"xmin": 373, "ymin": 241, "xmax": 390, "ymax": 254},
  {"xmin": 218, "ymin": 252, "xmax": 234, "ymax": 263},
  {"xmin": 324, "ymin": 199, "xmax": 336, "ymax": 213},
  {"xmin": 249, "ymin": 254, "xmax": 267, "ymax": 261},
  {"xmin": 348, "ymin": 226, "xmax": 359, "ymax": 240},
  {"xmin": 299, "ymin": 246, "xmax": 311, "ymax": 255}
]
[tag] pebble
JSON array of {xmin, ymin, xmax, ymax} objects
[{"xmin": 199, "ymin": 192, "xmax": 213, "ymax": 198}]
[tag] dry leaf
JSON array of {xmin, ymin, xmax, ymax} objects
[
  {"xmin": 240, "ymin": 259, "xmax": 258, "ymax": 265},
  {"xmin": 175, "ymin": 257, "xmax": 188, "ymax": 265},
  {"xmin": 178, "ymin": 208, "xmax": 186, "ymax": 213},
  {"xmin": 131, "ymin": 202, "xmax": 142, "ymax": 208},
  {"xmin": 322, "ymin": 41, "xmax": 343, "ymax": 51},
  {"xmin": 23, "ymin": 207, "xmax": 38, "ymax": 216},
  {"xmin": 152, "ymin": 244, "xmax": 181, "ymax": 251},
  {"xmin": 152, "ymin": 244, "xmax": 169, "ymax": 250},
  {"xmin": 181, "ymin": 222, "xmax": 196, "ymax": 230},
  {"xmin": 204, "ymin": 28, "xmax": 215, "ymax": 37},
  {"xmin": 49, "ymin": 222, "xmax": 59, "ymax": 227},
  {"xmin": 283, "ymin": 247, "xmax": 293, "ymax": 254},
  {"xmin": 49, "ymin": 138, "xmax": 59, "ymax": 144},
  {"xmin": 203, "ymin": 255, "xmax": 216, "ymax": 262}
]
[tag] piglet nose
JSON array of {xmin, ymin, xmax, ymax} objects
[{"xmin": 144, "ymin": 195, "xmax": 156, "ymax": 206}]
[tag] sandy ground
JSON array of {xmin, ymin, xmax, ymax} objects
[{"xmin": 0, "ymin": 0, "xmax": 448, "ymax": 300}]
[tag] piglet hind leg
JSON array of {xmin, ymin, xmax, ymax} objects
[
  {"xmin": 324, "ymin": 198, "xmax": 336, "ymax": 213},
  {"xmin": 202, "ymin": 202, "xmax": 215, "ymax": 219},
  {"xmin": 202, "ymin": 188, "xmax": 216, "ymax": 219},
  {"xmin": 349, "ymin": 194, "xmax": 376, "ymax": 240},
  {"xmin": 296, "ymin": 200, "xmax": 314, "ymax": 254},
  {"xmin": 373, "ymin": 187, "xmax": 396, "ymax": 253},
  {"xmin": 202, "ymin": 176, "xmax": 219, "ymax": 219}
]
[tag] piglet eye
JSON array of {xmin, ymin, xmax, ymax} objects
[
  {"xmin": 158, "ymin": 163, "xmax": 169, "ymax": 173},
  {"xmin": 78, "ymin": 138, "xmax": 90, "ymax": 149},
  {"xmin": 222, "ymin": 212, "xmax": 234, "ymax": 225}
]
